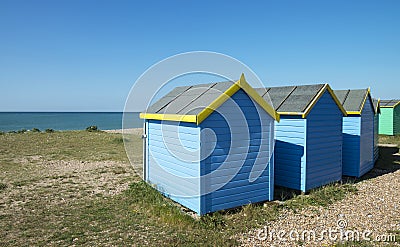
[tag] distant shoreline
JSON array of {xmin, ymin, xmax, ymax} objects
[{"xmin": 0, "ymin": 112, "xmax": 143, "ymax": 132}]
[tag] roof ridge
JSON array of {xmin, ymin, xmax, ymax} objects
[
  {"xmin": 276, "ymin": 86, "xmax": 297, "ymax": 111},
  {"xmin": 155, "ymin": 85, "xmax": 193, "ymax": 113},
  {"xmin": 358, "ymin": 89, "xmax": 370, "ymax": 112},
  {"xmin": 301, "ymin": 84, "xmax": 326, "ymax": 112}
]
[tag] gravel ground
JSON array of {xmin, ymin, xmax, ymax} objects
[
  {"xmin": 240, "ymin": 168, "xmax": 400, "ymax": 246},
  {"xmin": 103, "ymin": 128, "xmax": 143, "ymax": 135}
]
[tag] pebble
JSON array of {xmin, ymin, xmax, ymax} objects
[{"xmin": 239, "ymin": 169, "xmax": 400, "ymax": 246}]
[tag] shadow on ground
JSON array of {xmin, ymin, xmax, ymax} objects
[{"xmin": 275, "ymin": 143, "xmax": 400, "ymax": 202}]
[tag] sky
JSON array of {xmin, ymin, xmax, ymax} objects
[{"xmin": 0, "ymin": 0, "xmax": 399, "ymax": 112}]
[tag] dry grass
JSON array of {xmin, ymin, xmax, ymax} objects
[{"xmin": 1, "ymin": 131, "xmax": 396, "ymax": 246}]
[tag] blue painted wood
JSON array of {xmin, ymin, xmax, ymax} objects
[
  {"xmin": 145, "ymin": 120, "xmax": 149, "ymax": 181},
  {"xmin": 199, "ymin": 89, "xmax": 275, "ymax": 215},
  {"xmin": 274, "ymin": 118, "xmax": 306, "ymax": 191},
  {"xmin": 146, "ymin": 89, "xmax": 275, "ymax": 215},
  {"xmin": 342, "ymin": 116, "xmax": 361, "ymax": 176},
  {"xmin": 341, "ymin": 98, "xmax": 375, "ymax": 177},
  {"xmin": 147, "ymin": 119, "xmax": 202, "ymax": 214},
  {"xmin": 374, "ymin": 114, "xmax": 379, "ymax": 162},
  {"xmin": 359, "ymin": 99, "xmax": 374, "ymax": 176},
  {"xmin": 274, "ymin": 90, "xmax": 343, "ymax": 192},
  {"xmin": 305, "ymin": 91, "xmax": 343, "ymax": 190}
]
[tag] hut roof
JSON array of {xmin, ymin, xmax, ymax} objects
[
  {"xmin": 255, "ymin": 84, "xmax": 346, "ymax": 118},
  {"xmin": 334, "ymin": 89, "xmax": 376, "ymax": 115},
  {"xmin": 380, "ymin": 99, "xmax": 400, "ymax": 108},
  {"xmin": 373, "ymin": 98, "xmax": 381, "ymax": 114},
  {"xmin": 140, "ymin": 74, "xmax": 279, "ymax": 124}
]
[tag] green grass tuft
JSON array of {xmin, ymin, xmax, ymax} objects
[
  {"xmin": 86, "ymin": 125, "xmax": 100, "ymax": 132},
  {"xmin": 284, "ymin": 183, "xmax": 357, "ymax": 211},
  {"xmin": 0, "ymin": 183, "xmax": 7, "ymax": 191}
]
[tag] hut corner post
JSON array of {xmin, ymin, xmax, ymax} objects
[{"xmin": 142, "ymin": 120, "xmax": 148, "ymax": 182}]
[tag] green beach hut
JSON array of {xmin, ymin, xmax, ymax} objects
[{"xmin": 378, "ymin": 100, "xmax": 400, "ymax": 135}]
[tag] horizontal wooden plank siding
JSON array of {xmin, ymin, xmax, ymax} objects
[
  {"xmin": 274, "ymin": 118, "xmax": 306, "ymax": 191},
  {"xmin": 306, "ymin": 91, "xmax": 343, "ymax": 190},
  {"xmin": 147, "ymin": 120, "xmax": 202, "ymax": 214},
  {"xmin": 379, "ymin": 108, "xmax": 393, "ymax": 135},
  {"xmin": 342, "ymin": 116, "xmax": 361, "ymax": 176},
  {"xmin": 359, "ymin": 100, "xmax": 374, "ymax": 176},
  {"xmin": 374, "ymin": 114, "xmax": 379, "ymax": 162},
  {"xmin": 200, "ymin": 89, "xmax": 274, "ymax": 214}
]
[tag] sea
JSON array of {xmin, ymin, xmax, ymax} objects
[{"xmin": 0, "ymin": 112, "xmax": 142, "ymax": 132}]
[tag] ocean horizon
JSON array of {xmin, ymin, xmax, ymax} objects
[{"xmin": 0, "ymin": 112, "xmax": 142, "ymax": 132}]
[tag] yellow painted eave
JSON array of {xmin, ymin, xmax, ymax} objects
[{"xmin": 139, "ymin": 113, "xmax": 197, "ymax": 123}]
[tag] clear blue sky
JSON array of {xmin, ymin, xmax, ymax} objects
[{"xmin": 1, "ymin": 0, "xmax": 399, "ymax": 111}]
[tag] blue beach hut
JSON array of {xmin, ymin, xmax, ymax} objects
[
  {"xmin": 256, "ymin": 84, "xmax": 346, "ymax": 192},
  {"xmin": 334, "ymin": 89, "xmax": 376, "ymax": 177},
  {"xmin": 373, "ymin": 99, "xmax": 380, "ymax": 163},
  {"xmin": 140, "ymin": 75, "xmax": 279, "ymax": 215}
]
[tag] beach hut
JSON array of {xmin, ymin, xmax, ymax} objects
[
  {"xmin": 255, "ymin": 84, "xmax": 346, "ymax": 192},
  {"xmin": 140, "ymin": 75, "xmax": 279, "ymax": 215},
  {"xmin": 378, "ymin": 100, "xmax": 400, "ymax": 135},
  {"xmin": 373, "ymin": 99, "xmax": 380, "ymax": 162},
  {"xmin": 334, "ymin": 89, "xmax": 376, "ymax": 177}
]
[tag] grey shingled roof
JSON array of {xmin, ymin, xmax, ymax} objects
[
  {"xmin": 255, "ymin": 84, "xmax": 325, "ymax": 113},
  {"xmin": 334, "ymin": 89, "xmax": 369, "ymax": 112},
  {"xmin": 145, "ymin": 81, "xmax": 234, "ymax": 115},
  {"xmin": 380, "ymin": 99, "xmax": 400, "ymax": 107},
  {"xmin": 372, "ymin": 98, "xmax": 380, "ymax": 113}
]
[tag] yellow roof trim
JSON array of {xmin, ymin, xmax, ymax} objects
[
  {"xmin": 355, "ymin": 88, "xmax": 370, "ymax": 115},
  {"xmin": 196, "ymin": 83, "xmax": 241, "ymax": 124},
  {"xmin": 236, "ymin": 74, "xmax": 280, "ymax": 122},
  {"xmin": 376, "ymin": 98, "xmax": 381, "ymax": 113},
  {"xmin": 301, "ymin": 84, "xmax": 347, "ymax": 118},
  {"xmin": 380, "ymin": 100, "xmax": 400, "ymax": 108},
  {"xmin": 141, "ymin": 73, "xmax": 279, "ymax": 124},
  {"xmin": 197, "ymin": 74, "xmax": 279, "ymax": 124},
  {"xmin": 346, "ymin": 111, "xmax": 362, "ymax": 115},
  {"xmin": 343, "ymin": 88, "xmax": 376, "ymax": 115},
  {"xmin": 278, "ymin": 112, "xmax": 303, "ymax": 116},
  {"xmin": 139, "ymin": 113, "xmax": 197, "ymax": 123}
]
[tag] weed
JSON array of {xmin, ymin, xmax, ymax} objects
[
  {"xmin": 0, "ymin": 183, "xmax": 7, "ymax": 191},
  {"xmin": 112, "ymin": 137, "xmax": 124, "ymax": 144},
  {"xmin": 284, "ymin": 183, "xmax": 357, "ymax": 211},
  {"xmin": 86, "ymin": 126, "xmax": 100, "ymax": 132}
]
